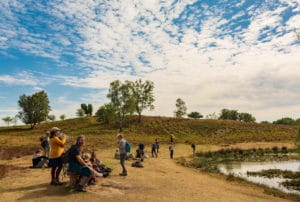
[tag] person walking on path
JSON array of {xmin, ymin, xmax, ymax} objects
[
  {"xmin": 169, "ymin": 142, "xmax": 174, "ymax": 159},
  {"xmin": 151, "ymin": 142, "xmax": 158, "ymax": 158},
  {"xmin": 191, "ymin": 143, "xmax": 196, "ymax": 156},
  {"xmin": 49, "ymin": 127, "xmax": 66, "ymax": 185},
  {"xmin": 41, "ymin": 130, "xmax": 50, "ymax": 158},
  {"xmin": 117, "ymin": 133, "xmax": 127, "ymax": 176},
  {"xmin": 155, "ymin": 138, "xmax": 159, "ymax": 153}
]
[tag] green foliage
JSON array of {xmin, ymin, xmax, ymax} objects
[
  {"xmin": 219, "ymin": 109, "xmax": 239, "ymax": 120},
  {"xmin": 87, "ymin": 104, "xmax": 93, "ymax": 116},
  {"xmin": 206, "ymin": 112, "xmax": 218, "ymax": 119},
  {"xmin": 174, "ymin": 98, "xmax": 187, "ymax": 118},
  {"xmin": 107, "ymin": 80, "xmax": 135, "ymax": 131},
  {"xmin": 47, "ymin": 114, "xmax": 56, "ymax": 122},
  {"xmin": 80, "ymin": 103, "xmax": 93, "ymax": 116},
  {"xmin": 76, "ymin": 109, "xmax": 85, "ymax": 117},
  {"xmin": 238, "ymin": 112, "xmax": 256, "ymax": 122},
  {"xmin": 95, "ymin": 103, "xmax": 116, "ymax": 124},
  {"xmin": 60, "ymin": 114, "xmax": 66, "ymax": 120},
  {"xmin": 273, "ymin": 117, "xmax": 296, "ymax": 125},
  {"xmin": 188, "ymin": 112, "xmax": 203, "ymax": 119},
  {"xmin": 2, "ymin": 116, "xmax": 13, "ymax": 126},
  {"xmin": 132, "ymin": 79, "xmax": 155, "ymax": 123},
  {"xmin": 18, "ymin": 90, "xmax": 51, "ymax": 129},
  {"xmin": 219, "ymin": 109, "xmax": 256, "ymax": 122}
]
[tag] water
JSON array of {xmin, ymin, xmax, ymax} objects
[{"xmin": 218, "ymin": 161, "xmax": 300, "ymax": 195}]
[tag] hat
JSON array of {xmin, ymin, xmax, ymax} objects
[{"xmin": 50, "ymin": 127, "xmax": 61, "ymax": 132}]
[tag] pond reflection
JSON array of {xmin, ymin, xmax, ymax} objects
[{"xmin": 218, "ymin": 161, "xmax": 300, "ymax": 195}]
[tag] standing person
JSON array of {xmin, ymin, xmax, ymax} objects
[
  {"xmin": 68, "ymin": 135, "xmax": 94, "ymax": 192},
  {"xmin": 169, "ymin": 142, "xmax": 174, "ymax": 159},
  {"xmin": 117, "ymin": 133, "xmax": 127, "ymax": 176},
  {"xmin": 138, "ymin": 143, "xmax": 145, "ymax": 159},
  {"xmin": 41, "ymin": 131, "xmax": 50, "ymax": 158},
  {"xmin": 191, "ymin": 143, "xmax": 196, "ymax": 156},
  {"xmin": 155, "ymin": 138, "xmax": 159, "ymax": 154},
  {"xmin": 151, "ymin": 142, "xmax": 158, "ymax": 158},
  {"xmin": 49, "ymin": 127, "xmax": 66, "ymax": 185}
]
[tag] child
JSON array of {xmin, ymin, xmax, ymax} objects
[
  {"xmin": 32, "ymin": 149, "xmax": 48, "ymax": 168},
  {"xmin": 169, "ymin": 142, "xmax": 174, "ymax": 159}
]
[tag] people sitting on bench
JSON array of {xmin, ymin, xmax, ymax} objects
[{"xmin": 67, "ymin": 135, "xmax": 94, "ymax": 192}]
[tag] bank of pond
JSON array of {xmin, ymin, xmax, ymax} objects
[{"xmin": 180, "ymin": 147, "xmax": 300, "ymax": 196}]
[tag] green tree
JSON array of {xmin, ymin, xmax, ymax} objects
[
  {"xmin": 132, "ymin": 79, "xmax": 155, "ymax": 123},
  {"xmin": 2, "ymin": 116, "xmax": 13, "ymax": 126},
  {"xmin": 174, "ymin": 98, "xmax": 187, "ymax": 118},
  {"xmin": 87, "ymin": 104, "xmax": 93, "ymax": 116},
  {"xmin": 273, "ymin": 117, "xmax": 296, "ymax": 125},
  {"xmin": 18, "ymin": 91, "xmax": 51, "ymax": 129},
  {"xmin": 238, "ymin": 112, "xmax": 256, "ymax": 122},
  {"xmin": 60, "ymin": 114, "xmax": 66, "ymax": 120},
  {"xmin": 187, "ymin": 111, "xmax": 203, "ymax": 119},
  {"xmin": 80, "ymin": 103, "xmax": 93, "ymax": 116},
  {"xmin": 76, "ymin": 109, "xmax": 85, "ymax": 117},
  {"xmin": 95, "ymin": 103, "xmax": 116, "ymax": 124},
  {"xmin": 219, "ymin": 109, "xmax": 239, "ymax": 120},
  {"xmin": 107, "ymin": 80, "xmax": 135, "ymax": 131},
  {"xmin": 47, "ymin": 114, "xmax": 56, "ymax": 122},
  {"xmin": 81, "ymin": 104, "xmax": 88, "ymax": 115}
]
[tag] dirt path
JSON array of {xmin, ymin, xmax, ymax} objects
[{"xmin": 0, "ymin": 143, "xmax": 294, "ymax": 201}]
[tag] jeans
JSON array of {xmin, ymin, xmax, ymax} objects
[
  {"xmin": 170, "ymin": 150, "xmax": 174, "ymax": 159},
  {"xmin": 152, "ymin": 148, "xmax": 157, "ymax": 158},
  {"xmin": 120, "ymin": 153, "xmax": 127, "ymax": 173}
]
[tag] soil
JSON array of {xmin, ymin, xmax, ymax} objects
[{"xmin": 0, "ymin": 142, "xmax": 296, "ymax": 201}]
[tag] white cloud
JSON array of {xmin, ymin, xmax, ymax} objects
[
  {"xmin": 0, "ymin": 0, "xmax": 300, "ymax": 122},
  {"xmin": 0, "ymin": 72, "xmax": 38, "ymax": 86}
]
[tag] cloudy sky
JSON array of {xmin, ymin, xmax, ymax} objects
[{"xmin": 0, "ymin": 0, "xmax": 300, "ymax": 125}]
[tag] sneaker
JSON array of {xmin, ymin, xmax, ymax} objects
[
  {"xmin": 50, "ymin": 180, "xmax": 56, "ymax": 185},
  {"xmin": 119, "ymin": 173, "xmax": 127, "ymax": 176},
  {"xmin": 75, "ymin": 185, "xmax": 87, "ymax": 192},
  {"xmin": 103, "ymin": 173, "xmax": 109, "ymax": 178}
]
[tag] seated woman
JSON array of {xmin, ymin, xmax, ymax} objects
[
  {"xmin": 67, "ymin": 135, "xmax": 94, "ymax": 192},
  {"xmin": 32, "ymin": 149, "xmax": 48, "ymax": 168}
]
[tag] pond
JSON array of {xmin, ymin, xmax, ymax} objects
[{"xmin": 218, "ymin": 160, "xmax": 300, "ymax": 195}]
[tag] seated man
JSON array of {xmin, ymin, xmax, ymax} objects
[{"xmin": 67, "ymin": 135, "xmax": 93, "ymax": 192}]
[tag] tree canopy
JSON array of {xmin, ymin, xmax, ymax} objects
[
  {"xmin": 187, "ymin": 111, "xmax": 203, "ymax": 119},
  {"xmin": 107, "ymin": 80, "xmax": 135, "ymax": 131},
  {"xmin": 132, "ymin": 79, "xmax": 155, "ymax": 122},
  {"xmin": 174, "ymin": 98, "xmax": 187, "ymax": 118},
  {"xmin": 18, "ymin": 91, "xmax": 51, "ymax": 129}
]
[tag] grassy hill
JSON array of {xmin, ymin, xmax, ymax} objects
[{"xmin": 0, "ymin": 116, "xmax": 296, "ymax": 152}]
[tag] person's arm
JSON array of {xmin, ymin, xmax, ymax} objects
[
  {"xmin": 76, "ymin": 155, "xmax": 87, "ymax": 166},
  {"xmin": 53, "ymin": 136, "xmax": 66, "ymax": 147}
]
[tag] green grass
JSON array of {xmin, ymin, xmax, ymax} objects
[{"xmin": 0, "ymin": 116, "xmax": 297, "ymax": 150}]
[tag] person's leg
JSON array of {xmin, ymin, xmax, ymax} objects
[
  {"xmin": 55, "ymin": 165, "xmax": 63, "ymax": 184},
  {"xmin": 170, "ymin": 150, "xmax": 173, "ymax": 159},
  {"xmin": 119, "ymin": 153, "xmax": 127, "ymax": 175},
  {"xmin": 51, "ymin": 166, "xmax": 57, "ymax": 184},
  {"xmin": 151, "ymin": 149, "xmax": 154, "ymax": 157}
]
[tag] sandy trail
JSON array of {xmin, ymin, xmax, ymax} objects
[{"xmin": 0, "ymin": 143, "xmax": 293, "ymax": 202}]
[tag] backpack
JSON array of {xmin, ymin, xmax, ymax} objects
[{"xmin": 125, "ymin": 141, "xmax": 131, "ymax": 153}]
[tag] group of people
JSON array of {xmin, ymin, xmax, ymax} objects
[{"xmin": 34, "ymin": 127, "xmax": 196, "ymax": 192}]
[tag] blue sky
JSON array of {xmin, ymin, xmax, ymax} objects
[{"xmin": 0, "ymin": 0, "xmax": 300, "ymax": 125}]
